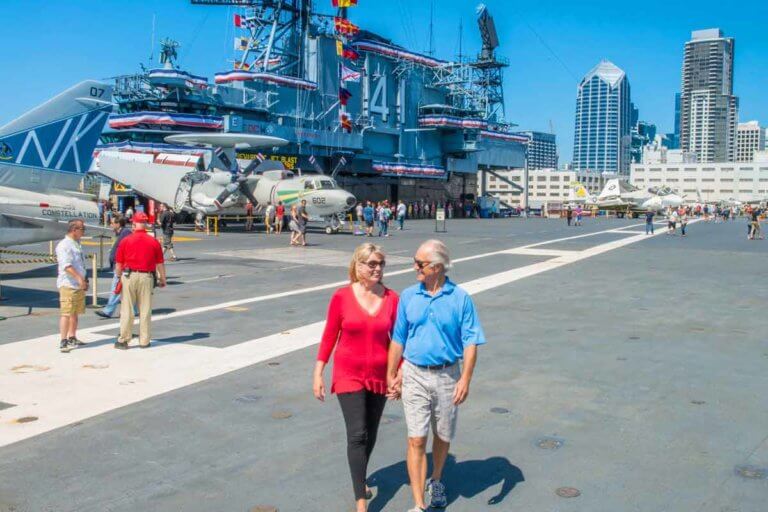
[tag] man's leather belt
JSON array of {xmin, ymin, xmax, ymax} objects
[{"xmin": 415, "ymin": 361, "xmax": 457, "ymax": 370}]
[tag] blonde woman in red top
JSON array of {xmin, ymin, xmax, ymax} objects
[{"xmin": 314, "ymin": 243, "xmax": 399, "ymax": 512}]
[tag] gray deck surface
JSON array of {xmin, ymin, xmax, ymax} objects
[{"xmin": 0, "ymin": 217, "xmax": 766, "ymax": 512}]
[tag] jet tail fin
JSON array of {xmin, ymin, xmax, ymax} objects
[{"xmin": 0, "ymin": 81, "xmax": 113, "ymax": 174}]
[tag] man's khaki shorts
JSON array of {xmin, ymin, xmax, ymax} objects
[
  {"xmin": 401, "ymin": 360, "xmax": 460, "ymax": 442},
  {"xmin": 59, "ymin": 287, "xmax": 85, "ymax": 315}
]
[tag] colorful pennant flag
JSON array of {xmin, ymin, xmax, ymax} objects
[
  {"xmin": 343, "ymin": 47, "xmax": 359, "ymax": 60},
  {"xmin": 234, "ymin": 14, "xmax": 254, "ymax": 28},
  {"xmin": 234, "ymin": 60, "xmax": 251, "ymax": 71},
  {"xmin": 336, "ymin": 39, "xmax": 344, "ymax": 57},
  {"xmin": 340, "ymin": 64, "xmax": 361, "ymax": 82},
  {"xmin": 234, "ymin": 37, "xmax": 249, "ymax": 51},
  {"xmin": 339, "ymin": 86, "xmax": 352, "ymax": 106},
  {"xmin": 332, "ymin": 0, "xmax": 358, "ymax": 7},
  {"xmin": 334, "ymin": 17, "xmax": 360, "ymax": 36},
  {"xmin": 309, "ymin": 155, "xmax": 316, "ymax": 165},
  {"xmin": 340, "ymin": 113, "xmax": 352, "ymax": 132}
]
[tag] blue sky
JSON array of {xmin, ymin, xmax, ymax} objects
[{"xmin": 1, "ymin": 0, "xmax": 766, "ymax": 163}]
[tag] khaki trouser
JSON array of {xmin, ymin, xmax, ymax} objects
[{"xmin": 119, "ymin": 273, "xmax": 154, "ymax": 346}]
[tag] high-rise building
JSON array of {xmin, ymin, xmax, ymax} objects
[
  {"xmin": 736, "ymin": 121, "xmax": 766, "ymax": 162},
  {"xmin": 665, "ymin": 93, "xmax": 681, "ymax": 149},
  {"xmin": 572, "ymin": 60, "xmax": 632, "ymax": 174},
  {"xmin": 631, "ymin": 120, "xmax": 657, "ymax": 163},
  {"xmin": 679, "ymin": 29, "xmax": 739, "ymax": 162},
  {"xmin": 514, "ymin": 131, "xmax": 558, "ymax": 170}
]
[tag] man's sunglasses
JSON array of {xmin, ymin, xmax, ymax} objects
[{"xmin": 413, "ymin": 258, "xmax": 432, "ymax": 270}]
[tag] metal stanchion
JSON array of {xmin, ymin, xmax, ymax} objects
[
  {"xmin": 98, "ymin": 235, "xmax": 108, "ymax": 270},
  {"xmin": 90, "ymin": 255, "xmax": 98, "ymax": 307},
  {"xmin": 49, "ymin": 240, "xmax": 54, "ymax": 257}
]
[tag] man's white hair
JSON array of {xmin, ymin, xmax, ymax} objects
[{"xmin": 419, "ymin": 239, "xmax": 452, "ymax": 270}]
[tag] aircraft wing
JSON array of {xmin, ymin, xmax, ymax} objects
[{"xmin": 96, "ymin": 152, "xmax": 192, "ymax": 207}]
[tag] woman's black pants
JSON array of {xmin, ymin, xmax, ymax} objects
[{"xmin": 337, "ymin": 390, "xmax": 388, "ymax": 500}]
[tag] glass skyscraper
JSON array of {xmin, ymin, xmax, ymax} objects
[
  {"xmin": 572, "ymin": 60, "xmax": 632, "ymax": 174},
  {"xmin": 679, "ymin": 29, "xmax": 738, "ymax": 162}
]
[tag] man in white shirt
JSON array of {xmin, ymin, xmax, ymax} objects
[
  {"xmin": 55, "ymin": 219, "xmax": 88, "ymax": 352},
  {"xmin": 397, "ymin": 200, "xmax": 407, "ymax": 230}
]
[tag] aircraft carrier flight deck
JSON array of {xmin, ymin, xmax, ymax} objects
[{"xmin": 1, "ymin": 217, "xmax": 766, "ymax": 512}]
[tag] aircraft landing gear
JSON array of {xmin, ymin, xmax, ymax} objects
[{"xmin": 324, "ymin": 214, "xmax": 343, "ymax": 234}]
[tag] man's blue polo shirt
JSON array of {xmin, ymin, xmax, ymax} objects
[
  {"xmin": 392, "ymin": 277, "xmax": 486, "ymax": 366},
  {"xmin": 363, "ymin": 206, "xmax": 375, "ymax": 222}
]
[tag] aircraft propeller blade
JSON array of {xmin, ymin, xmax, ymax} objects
[
  {"xmin": 238, "ymin": 180, "xmax": 259, "ymax": 207},
  {"xmin": 242, "ymin": 158, "xmax": 262, "ymax": 176},
  {"xmin": 213, "ymin": 181, "xmax": 240, "ymax": 209}
]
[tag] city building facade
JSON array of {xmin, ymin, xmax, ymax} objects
[
  {"xmin": 679, "ymin": 29, "xmax": 739, "ymax": 162},
  {"xmin": 480, "ymin": 168, "xmax": 603, "ymax": 208},
  {"xmin": 513, "ymin": 131, "xmax": 558, "ymax": 169},
  {"xmin": 572, "ymin": 60, "xmax": 632, "ymax": 174},
  {"xmin": 736, "ymin": 121, "xmax": 766, "ymax": 162},
  {"xmin": 631, "ymin": 161, "xmax": 768, "ymax": 203}
]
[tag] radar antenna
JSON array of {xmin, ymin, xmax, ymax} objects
[
  {"xmin": 159, "ymin": 38, "xmax": 180, "ymax": 69},
  {"xmin": 470, "ymin": 3, "xmax": 508, "ymax": 124}
]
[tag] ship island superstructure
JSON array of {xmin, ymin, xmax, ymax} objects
[{"xmin": 101, "ymin": 0, "xmax": 527, "ymax": 204}]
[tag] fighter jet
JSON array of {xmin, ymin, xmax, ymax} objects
[
  {"xmin": 589, "ymin": 179, "xmax": 684, "ymax": 217},
  {"xmin": 94, "ymin": 132, "xmax": 357, "ymax": 233},
  {"xmin": 0, "ymin": 81, "xmax": 113, "ymax": 246}
]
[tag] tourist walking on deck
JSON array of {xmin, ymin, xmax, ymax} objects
[
  {"xmin": 55, "ymin": 219, "xmax": 89, "ymax": 352},
  {"xmin": 265, "ymin": 202, "xmax": 276, "ymax": 234},
  {"xmin": 387, "ymin": 240, "xmax": 486, "ymax": 512},
  {"xmin": 566, "ymin": 205, "xmax": 573, "ymax": 226},
  {"xmin": 355, "ymin": 201, "xmax": 364, "ymax": 231},
  {"xmin": 289, "ymin": 204, "xmax": 300, "ymax": 245},
  {"xmin": 114, "ymin": 212, "xmax": 167, "ymax": 350},
  {"xmin": 574, "ymin": 205, "xmax": 583, "ymax": 226},
  {"xmin": 314, "ymin": 243, "xmax": 399, "ymax": 512},
  {"xmin": 748, "ymin": 208, "xmax": 763, "ymax": 240},
  {"xmin": 645, "ymin": 209, "xmax": 655, "ymax": 235},
  {"xmin": 679, "ymin": 208, "xmax": 689, "ymax": 237},
  {"xmin": 397, "ymin": 200, "xmax": 407, "ymax": 230},
  {"xmin": 667, "ymin": 208, "xmax": 678, "ymax": 235},
  {"xmin": 363, "ymin": 201, "xmax": 375, "ymax": 237},
  {"xmin": 95, "ymin": 215, "xmax": 136, "ymax": 319},
  {"xmin": 158, "ymin": 204, "xmax": 177, "ymax": 261},
  {"xmin": 297, "ymin": 199, "xmax": 309, "ymax": 245},
  {"xmin": 245, "ymin": 201, "xmax": 254, "ymax": 231},
  {"xmin": 378, "ymin": 201, "xmax": 391, "ymax": 237},
  {"xmin": 275, "ymin": 201, "xmax": 285, "ymax": 234}
]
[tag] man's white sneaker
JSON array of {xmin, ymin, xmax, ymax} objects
[{"xmin": 427, "ymin": 478, "xmax": 448, "ymax": 508}]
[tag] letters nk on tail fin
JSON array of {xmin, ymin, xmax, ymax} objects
[{"xmin": 0, "ymin": 81, "xmax": 113, "ymax": 175}]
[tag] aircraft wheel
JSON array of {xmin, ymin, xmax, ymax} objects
[{"xmin": 325, "ymin": 226, "xmax": 333, "ymax": 235}]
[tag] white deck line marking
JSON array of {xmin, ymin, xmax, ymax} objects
[
  {"xmin": 0, "ymin": 225, "xmax": 674, "ymax": 448},
  {"xmin": 505, "ymin": 248, "xmax": 579, "ymax": 257},
  {"xmin": 10, "ymin": 224, "xmax": 643, "ymax": 339}
]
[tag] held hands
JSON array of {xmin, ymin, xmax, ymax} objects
[
  {"xmin": 452, "ymin": 377, "xmax": 470, "ymax": 405},
  {"xmin": 386, "ymin": 369, "xmax": 403, "ymax": 400}
]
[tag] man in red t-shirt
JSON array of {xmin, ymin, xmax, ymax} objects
[{"xmin": 114, "ymin": 212, "xmax": 166, "ymax": 349}]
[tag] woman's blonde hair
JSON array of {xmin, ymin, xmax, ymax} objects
[{"xmin": 349, "ymin": 243, "xmax": 386, "ymax": 283}]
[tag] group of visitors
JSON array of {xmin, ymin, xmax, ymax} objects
[
  {"xmin": 315, "ymin": 239, "xmax": 485, "ymax": 512},
  {"xmin": 565, "ymin": 205, "xmax": 584, "ymax": 227},
  {"xmin": 245, "ymin": 199, "xmax": 310, "ymax": 246},
  {"xmin": 356, "ymin": 200, "xmax": 404, "ymax": 237},
  {"xmin": 57, "ymin": 211, "xmax": 167, "ymax": 352}
]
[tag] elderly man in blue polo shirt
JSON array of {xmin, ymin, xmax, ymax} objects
[{"xmin": 387, "ymin": 239, "xmax": 486, "ymax": 512}]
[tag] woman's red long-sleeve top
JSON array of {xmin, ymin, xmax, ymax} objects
[{"xmin": 317, "ymin": 286, "xmax": 399, "ymax": 395}]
